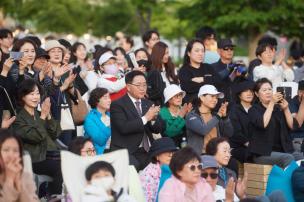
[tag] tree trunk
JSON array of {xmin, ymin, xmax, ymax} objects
[{"xmin": 248, "ymin": 29, "xmax": 264, "ymax": 61}]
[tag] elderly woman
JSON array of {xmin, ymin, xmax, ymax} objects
[
  {"xmin": 84, "ymin": 87, "xmax": 111, "ymax": 155},
  {"xmin": 158, "ymin": 147, "xmax": 214, "ymax": 202},
  {"xmin": 159, "ymin": 84, "xmax": 192, "ymax": 147},
  {"xmin": 201, "ymin": 155, "xmax": 247, "ymax": 202},
  {"xmin": 0, "ymin": 129, "xmax": 39, "ymax": 202},
  {"xmin": 206, "ymin": 137, "xmax": 237, "ymax": 188},
  {"xmin": 68, "ymin": 137, "xmax": 96, "ymax": 157},
  {"xmin": 140, "ymin": 137, "xmax": 177, "ymax": 202},
  {"xmin": 248, "ymin": 78, "xmax": 304, "ymax": 168},
  {"xmin": 186, "ymin": 84, "xmax": 233, "ymax": 155}
]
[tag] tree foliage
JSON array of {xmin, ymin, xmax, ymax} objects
[{"xmin": 178, "ymin": 0, "xmax": 304, "ymax": 39}]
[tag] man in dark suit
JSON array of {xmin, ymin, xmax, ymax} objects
[{"xmin": 110, "ymin": 70, "xmax": 163, "ymax": 170}]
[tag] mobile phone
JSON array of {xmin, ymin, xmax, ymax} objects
[
  {"xmin": 72, "ymin": 66, "xmax": 81, "ymax": 75},
  {"xmin": 9, "ymin": 51, "xmax": 23, "ymax": 61},
  {"xmin": 128, "ymin": 52, "xmax": 139, "ymax": 68},
  {"xmin": 277, "ymin": 86, "xmax": 292, "ymax": 101}
]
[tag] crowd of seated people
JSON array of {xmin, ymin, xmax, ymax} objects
[{"xmin": 0, "ymin": 26, "xmax": 304, "ymax": 202}]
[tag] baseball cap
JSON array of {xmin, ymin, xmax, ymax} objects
[
  {"xmin": 198, "ymin": 85, "xmax": 224, "ymax": 98},
  {"xmin": 98, "ymin": 52, "xmax": 116, "ymax": 65},
  {"xmin": 218, "ymin": 38, "xmax": 235, "ymax": 49}
]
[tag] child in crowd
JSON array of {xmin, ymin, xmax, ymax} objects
[{"xmin": 82, "ymin": 161, "xmax": 135, "ymax": 202}]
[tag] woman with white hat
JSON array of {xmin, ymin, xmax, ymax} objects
[
  {"xmin": 185, "ymin": 84, "xmax": 233, "ymax": 155},
  {"xmin": 159, "ymin": 84, "xmax": 192, "ymax": 147}
]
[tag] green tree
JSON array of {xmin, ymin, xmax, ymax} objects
[{"xmin": 178, "ymin": 0, "xmax": 304, "ymax": 58}]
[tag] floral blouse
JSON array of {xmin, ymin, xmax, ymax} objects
[{"xmin": 139, "ymin": 163, "xmax": 162, "ymax": 202}]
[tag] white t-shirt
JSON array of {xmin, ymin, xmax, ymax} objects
[{"xmin": 213, "ymin": 185, "xmax": 239, "ymax": 202}]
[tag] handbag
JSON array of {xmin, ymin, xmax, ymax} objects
[
  {"xmin": 60, "ymin": 104, "xmax": 75, "ymax": 130},
  {"xmin": 70, "ymin": 89, "xmax": 88, "ymax": 125}
]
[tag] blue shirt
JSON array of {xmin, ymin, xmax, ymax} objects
[
  {"xmin": 289, "ymin": 96, "xmax": 304, "ymax": 138},
  {"xmin": 84, "ymin": 109, "xmax": 111, "ymax": 154}
]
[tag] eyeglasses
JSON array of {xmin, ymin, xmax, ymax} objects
[
  {"xmin": 223, "ymin": 47, "xmax": 234, "ymax": 51},
  {"xmin": 187, "ymin": 164, "xmax": 203, "ymax": 172},
  {"xmin": 173, "ymin": 93, "xmax": 184, "ymax": 98},
  {"xmin": 129, "ymin": 83, "xmax": 147, "ymax": 89},
  {"xmin": 81, "ymin": 148, "xmax": 96, "ymax": 155},
  {"xmin": 201, "ymin": 172, "xmax": 218, "ymax": 179}
]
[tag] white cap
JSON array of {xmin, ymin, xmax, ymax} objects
[
  {"xmin": 198, "ymin": 84, "xmax": 224, "ymax": 98},
  {"xmin": 98, "ymin": 52, "xmax": 116, "ymax": 65},
  {"xmin": 164, "ymin": 84, "xmax": 185, "ymax": 103}
]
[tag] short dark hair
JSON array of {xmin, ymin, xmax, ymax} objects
[
  {"xmin": 258, "ymin": 35, "xmax": 277, "ymax": 47},
  {"xmin": 205, "ymin": 137, "xmax": 229, "ymax": 156},
  {"xmin": 135, "ymin": 48, "xmax": 149, "ymax": 59},
  {"xmin": 183, "ymin": 39, "xmax": 205, "ymax": 66},
  {"xmin": 68, "ymin": 137, "xmax": 93, "ymax": 155},
  {"xmin": 125, "ymin": 70, "xmax": 146, "ymax": 84},
  {"xmin": 169, "ymin": 147, "xmax": 201, "ymax": 179},
  {"xmin": 0, "ymin": 28, "xmax": 12, "ymax": 39},
  {"xmin": 24, "ymin": 35, "xmax": 41, "ymax": 47},
  {"xmin": 142, "ymin": 30, "xmax": 160, "ymax": 44},
  {"xmin": 58, "ymin": 39, "xmax": 72, "ymax": 50},
  {"xmin": 124, "ymin": 36, "xmax": 134, "ymax": 48},
  {"xmin": 254, "ymin": 78, "xmax": 272, "ymax": 93},
  {"xmin": 85, "ymin": 161, "xmax": 115, "ymax": 181},
  {"xmin": 17, "ymin": 79, "xmax": 42, "ymax": 107},
  {"xmin": 0, "ymin": 129, "xmax": 24, "ymax": 173},
  {"xmin": 114, "ymin": 47, "xmax": 126, "ymax": 56},
  {"xmin": 195, "ymin": 26, "xmax": 216, "ymax": 41},
  {"xmin": 88, "ymin": 88, "xmax": 109, "ymax": 109},
  {"xmin": 12, "ymin": 38, "xmax": 38, "ymax": 52},
  {"xmin": 255, "ymin": 43, "xmax": 274, "ymax": 57}
]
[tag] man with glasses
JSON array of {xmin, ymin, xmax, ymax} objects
[
  {"xmin": 211, "ymin": 38, "xmax": 236, "ymax": 103},
  {"xmin": 110, "ymin": 70, "xmax": 163, "ymax": 171}
]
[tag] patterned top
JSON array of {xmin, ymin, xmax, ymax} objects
[{"xmin": 139, "ymin": 163, "xmax": 162, "ymax": 202}]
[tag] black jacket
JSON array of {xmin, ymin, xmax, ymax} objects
[
  {"xmin": 110, "ymin": 94, "xmax": 164, "ymax": 154},
  {"xmin": 229, "ymin": 104, "xmax": 251, "ymax": 148},
  {"xmin": 147, "ymin": 69, "xmax": 166, "ymax": 106},
  {"xmin": 178, "ymin": 63, "xmax": 221, "ymax": 104},
  {"xmin": 248, "ymin": 102, "xmax": 296, "ymax": 156}
]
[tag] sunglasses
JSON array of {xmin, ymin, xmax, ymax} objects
[
  {"xmin": 201, "ymin": 172, "xmax": 218, "ymax": 179},
  {"xmin": 187, "ymin": 164, "xmax": 203, "ymax": 171},
  {"xmin": 223, "ymin": 47, "xmax": 234, "ymax": 51}
]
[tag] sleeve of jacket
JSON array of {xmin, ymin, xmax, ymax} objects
[
  {"xmin": 12, "ymin": 116, "xmax": 48, "ymax": 144},
  {"xmin": 46, "ymin": 118, "xmax": 61, "ymax": 140},
  {"xmin": 84, "ymin": 115, "xmax": 110, "ymax": 147},
  {"xmin": 110, "ymin": 101, "xmax": 145, "ymax": 135},
  {"xmin": 147, "ymin": 70, "xmax": 164, "ymax": 101},
  {"xmin": 98, "ymin": 77, "xmax": 126, "ymax": 93},
  {"xmin": 219, "ymin": 117, "xmax": 233, "ymax": 138},
  {"xmin": 139, "ymin": 164, "xmax": 160, "ymax": 202},
  {"xmin": 178, "ymin": 67, "xmax": 201, "ymax": 94},
  {"xmin": 19, "ymin": 172, "xmax": 39, "ymax": 202},
  {"xmin": 147, "ymin": 115, "xmax": 164, "ymax": 134},
  {"xmin": 229, "ymin": 111, "xmax": 249, "ymax": 145},
  {"xmin": 158, "ymin": 180, "xmax": 176, "ymax": 202},
  {"xmin": 248, "ymin": 106, "xmax": 265, "ymax": 129},
  {"xmin": 185, "ymin": 112, "xmax": 220, "ymax": 136}
]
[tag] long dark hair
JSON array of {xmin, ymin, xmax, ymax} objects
[
  {"xmin": 151, "ymin": 42, "xmax": 179, "ymax": 84},
  {"xmin": 70, "ymin": 42, "xmax": 88, "ymax": 64},
  {"xmin": 0, "ymin": 129, "xmax": 24, "ymax": 174},
  {"xmin": 183, "ymin": 39, "xmax": 205, "ymax": 66}
]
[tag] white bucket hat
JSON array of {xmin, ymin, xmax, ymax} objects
[
  {"xmin": 98, "ymin": 52, "xmax": 116, "ymax": 65},
  {"xmin": 164, "ymin": 84, "xmax": 185, "ymax": 103},
  {"xmin": 45, "ymin": 40, "xmax": 66, "ymax": 52},
  {"xmin": 198, "ymin": 84, "xmax": 224, "ymax": 98}
]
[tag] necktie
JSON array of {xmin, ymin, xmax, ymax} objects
[
  {"xmin": 135, "ymin": 100, "xmax": 150, "ymax": 152},
  {"xmin": 135, "ymin": 101, "xmax": 142, "ymax": 115},
  {"xmin": 218, "ymin": 167, "xmax": 227, "ymax": 187}
]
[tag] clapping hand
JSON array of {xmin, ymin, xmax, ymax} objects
[
  {"xmin": 218, "ymin": 102, "xmax": 228, "ymax": 118},
  {"xmin": 1, "ymin": 58, "xmax": 14, "ymax": 75},
  {"xmin": 236, "ymin": 172, "xmax": 248, "ymax": 199},
  {"xmin": 145, "ymin": 105, "xmax": 160, "ymax": 121},
  {"xmin": 40, "ymin": 97, "xmax": 51, "ymax": 120}
]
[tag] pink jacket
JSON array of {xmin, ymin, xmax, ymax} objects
[{"xmin": 158, "ymin": 176, "xmax": 215, "ymax": 202}]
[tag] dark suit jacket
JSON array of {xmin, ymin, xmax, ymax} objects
[{"xmin": 110, "ymin": 94, "xmax": 163, "ymax": 154}]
